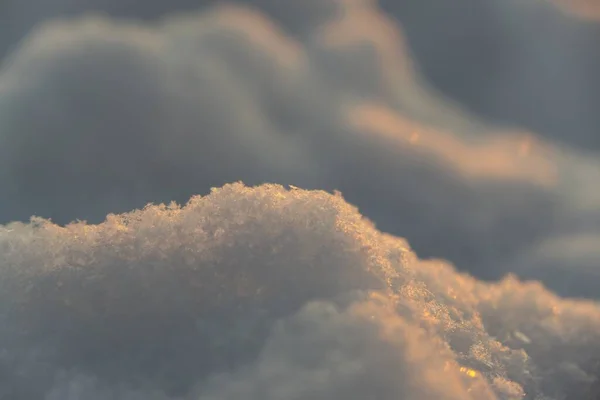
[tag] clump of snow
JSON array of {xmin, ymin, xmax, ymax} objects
[{"xmin": 1, "ymin": 183, "xmax": 599, "ymax": 399}]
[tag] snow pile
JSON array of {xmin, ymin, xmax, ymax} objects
[{"xmin": 1, "ymin": 183, "xmax": 599, "ymax": 399}]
